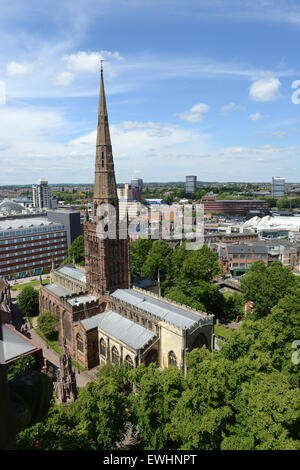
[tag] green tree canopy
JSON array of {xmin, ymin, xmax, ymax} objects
[
  {"xmin": 37, "ymin": 311, "xmax": 58, "ymax": 339},
  {"xmin": 142, "ymin": 240, "xmax": 172, "ymax": 290},
  {"xmin": 240, "ymin": 260, "xmax": 296, "ymax": 317},
  {"xmin": 64, "ymin": 235, "xmax": 85, "ymax": 266},
  {"xmin": 130, "ymin": 238, "xmax": 153, "ymax": 278},
  {"xmin": 18, "ymin": 286, "xmax": 39, "ymax": 317}
]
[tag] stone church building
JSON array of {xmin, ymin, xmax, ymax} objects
[{"xmin": 39, "ymin": 66, "xmax": 214, "ymax": 373}]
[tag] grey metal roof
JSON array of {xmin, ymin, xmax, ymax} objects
[
  {"xmin": 81, "ymin": 310, "xmax": 156, "ymax": 350},
  {"xmin": 111, "ymin": 288, "xmax": 206, "ymax": 329},
  {"xmin": 68, "ymin": 294, "xmax": 98, "ymax": 306},
  {"xmin": 2, "ymin": 324, "xmax": 38, "ymax": 363},
  {"xmin": 227, "ymin": 245, "xmax": 268, "ymax": 254},
  {"xmin": 56, "ymin": 265, "xmax": 86, "ymax": 283},
  {"xmin": 44, "ymin": 283, "xmax": 73, "ymax": 297}
]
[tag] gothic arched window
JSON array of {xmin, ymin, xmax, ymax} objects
[
  {"xmin": 168, "ymin": 351, "xmax": 177, "ymax": 367},
  {"xmin": 100, "ymin": 338, "xmax": 106, "ymax": 357},
  {"xmin": 125, "ymin": 355, "xmax": 134, "ymax": 369},
  {"xmin": 77, "ymin": 334, "xmax": 84, "ymax": 353},
  {"xmin": 111, "ymin": 346, "xmax": 120, "ymax": 364}
]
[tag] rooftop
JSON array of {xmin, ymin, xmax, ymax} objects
[
  {"xmin": 67, "ymin": 294, "xmax": 98, "ymax": 306},
  {"xmin": 1, "ymin": 323, "xmax": 41, "ymax": 364},
  {"xmin": 111, "ymin": 288, "xmax": 212, "ymax": 330},
  {"xmin": 0, "ymin": 217, "xmax": 60, "ymax": 231},
  {"xmin": 44, "ymin": 283, "xmax": 73, "ymax": 298},
  {"xmin": 55, "ymin": 265, "xmax": 86, "ymax": 284},
  {"xmin": 81, "ymin": 310, "xmax": 157, "ymax": 350}
]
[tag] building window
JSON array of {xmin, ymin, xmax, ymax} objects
[
  {"xmin": 125, "ymin": 355, "xmax": 134, "ymax": 369},
  {"xmin": 168, "ymin": 351, "xmax": 177, "ymax": 367},
  {"xmin": 77, "ymin": 334, "xmax": 84, "ymax": 353},
  {"xmin": 100, "ymin": 338, "xmax": 106, "ymax": 357},
  {"xmin": 111, "ymin": 346, "xmax": 119, "ymax": 364}
]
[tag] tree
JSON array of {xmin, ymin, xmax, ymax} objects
[
  {"xmin": 7, "ymin": 355, "xmax": 35, "ymax": 381},
  {"xmin": 18, "ymin": 286, "xmax": 39, "ymax": 317},
  {"xmin": 240, "ymin": 260, "xmax": 296, "ymax": 318},
  {"xmin": 37, "ymin": 311, "xmax": 58, "ymax": 339},
  {"xmin": 64, "ymin": 235, "xmax": 85, "ymax": 266},
  {"xmin": 71, "ymin": 375, "xmax": 128, "ymax": 449},
  {"xmin": 129, "ymin": 363, "xmax": 185, "ymax": 450},
  {"xmin": 130, "ymin": 238, "xmax": 152, "ymax": 278},
  {"xmin": 221, "ymin": 372, "xmax": 300, "ymax": 450},
  {"xmin": 165, "ymin": 245, "xmax": 223, "ymax": 316},
  {"xmin": 223, "ymin": 292, "xmax": 245, "ymax": 321},
  {"xmin": 167, "ymin": 348, "xmax": 234, "ymax": 450},
  {"xmin": 142, "ymin": 240, "xmax": 172, "ymax": 292}
]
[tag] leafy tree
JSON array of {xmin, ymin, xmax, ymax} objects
[
  {"xmin": 165, "ymin": 245, "xmax": 223, "ymax": 316},
  {"xmin": 18, "ymin": 286, "xmax": 39, "ymax": 316},
  {"xmin": 7, "ymin": 355, "xmax": 35, "ymax": 381},
  {"xmin": 16, "ymin": 403, "xmax": 85, "ymax": 450},
  {"xmin": 142, "ymin": 240, "xmax": 172, "ymax": 292},
  {"xmin": 130, "ymin": 238, "xmax": 152, "ymax": 278},
  {"xmin": 240, "ymin": 260, "xmax": 296, "ymax": 317},
  {"xmin": 167, "ymin": 348, "xmax": 235, "ymax": 450},
  {"xmin": 37, "ymin": 311, "xmax": 58, "ymax": 339},
  {"xmin": 64, "ymin": 235, "xmax": 85, "ymax": 266},
  {"xmin": 71, "ymin": 375, "xmax": 128, "ymax": 449},
  {"xmin": 223, "ymin": 292, "xmax": 245, "ymax": 321},
  {"xmin": 129, "ymin": 363, "xmax": 185, "ymax": 450},
  {"xmin": 221, "ymin": 372, "xmax": 300, "ymax": 450}
]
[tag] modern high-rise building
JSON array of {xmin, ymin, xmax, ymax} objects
[
  {"xmin": 131, "ymin": 178, "xmax": 143, "ymax": 201},
  {"xmin": 185, "ymin": 175, "xmax": 197, "ymax": 194},
  {"xmin": 272, "ymin": 177, "xmax": 285, "ymax": 198},
  {"xmin": 32, "ymin": 178, "xmax": 51, "ymax": 209}
]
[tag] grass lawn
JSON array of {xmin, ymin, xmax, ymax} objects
[
  {"xmin": 11, "ymin": 279, "xmax": 50, "ymax": 291},
  {"xmin": 35, "ymin": 328, "xmax": 85, "ymax": 371},
  {"xmin": 214, "ymin": 324, "xmax": 235, "ymax": 340}
]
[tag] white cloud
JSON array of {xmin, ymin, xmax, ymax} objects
[
  {"xmin": 249, "ymin": 77, "xmax": 281, "ymax": 102},
  {"xmin": 190, "ymin": 103, "xmax": 210, "ymax": 113},
  {"xmin": 0, "ymin": 81, "xmax": 6, "ymax": 104},
  {"xmin": 52, "ymin": 71, "xmax": 75, "ymax": 87},
  {"xmin": 219, "ymin": 102, "xmax": 245, "ymax": 114},
  {"xmin": 178, "ymin": 102, "xmax": 210, "ymax": 123},
  {"xmin": 249, "ymin": 111, "xmax": 263, "ymax": 120},
  {"xmin": 6, "ymin": 61, "xmax": 33, "ymax": 78}
]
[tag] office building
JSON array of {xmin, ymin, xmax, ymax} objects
[
  {"xmin": 272, "ymin": 177, "xmax": 285, "ymax": 198},
  {"xmin": 47, "ymin": 209, "xmax": 81, "ymax": 249},
  {"xmin": 186, "ymin": 175, "xmax": 197, "ymax": 194},
  {"xmin": 32, "ymin": 178, "xmax": 52, "ymax": 209},
  {"xmin": 0, "ymin": 217, "xmax": 68, "ymax": 280}
]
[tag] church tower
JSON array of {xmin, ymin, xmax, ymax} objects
[{"xmin": 84, "ymin": 65, "xmax": 131, "ymax": 296}]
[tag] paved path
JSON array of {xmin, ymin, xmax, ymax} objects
[
  {"xmin": 28, "ymin": 326, "xmax": 95, "ymax": 388},
  {"xmin": 9, "ymin": 284, "xmax": 99, "ymax": 388}
]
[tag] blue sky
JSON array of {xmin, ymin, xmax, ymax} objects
[{"xmin": 1, "ymin": 0, "xmax": 300, "ymax": 184}]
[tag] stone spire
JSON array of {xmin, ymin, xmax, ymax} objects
[
  {"xmin": 93, "ymin": 65, "xmax": 118, "ymax": 221},
  {"xmin": 55, "ymin": 339, "xmax": 78, "ymax": 404}
]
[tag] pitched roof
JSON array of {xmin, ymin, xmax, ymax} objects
[{"xmin": 81, "ymin": 310, "xmax": 157, "ymax": 350}]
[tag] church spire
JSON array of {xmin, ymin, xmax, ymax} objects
[{"xmin": 93, "ymin": 63, "xmax": 118, "ymax": 221}]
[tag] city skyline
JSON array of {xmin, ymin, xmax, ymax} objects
[{"xmin": 1, "ymin": 1, "xmax": 300, "ymax": 184}]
